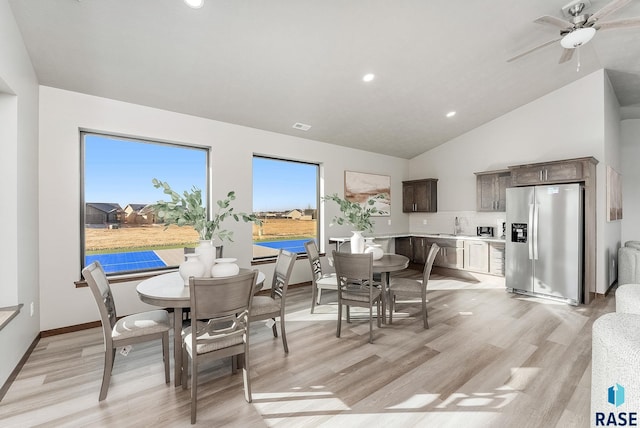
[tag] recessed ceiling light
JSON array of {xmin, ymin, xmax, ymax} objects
[
  {"xmin": 446, "ymin": 111, "xmax": 456, "ymax": 118},
  {"xmin": 362, "ymin": 73, "xmax": 375, "ymax": 82},
  {"xmin": 184, "ymin": 0, "xmax": 204, "ymax": 8}
]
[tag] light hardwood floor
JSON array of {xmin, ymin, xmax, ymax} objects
[{"xmin": 0, "ymin": 270, "xmax": 615, "ymax": 427}]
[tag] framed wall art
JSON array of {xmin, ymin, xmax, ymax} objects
[
  {"xmin": 344, "ymin": 170, "xmax": 391, "ymax": 216},
  {"xmin": 607, "ymin": 165, "xmax": 623, "ymax": 221}
]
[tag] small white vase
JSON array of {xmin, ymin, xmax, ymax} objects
[
  {"xmin": 179, "ymin": 254, "xmax": 205, "ymax": 286},
  {"xmin": 365, "ymin": 243, "xmax": 384, "ymax": 260},
  {"xmin": 211, "ymin": 258, "xmax": 240, "ymax": 277},
  {"xmin": 350, "ymin": 231, "xmax": 365, "ymax": 254},
  {"xmin": 195, "ymin": 240, "xmax": 216, "ymax": 278}
]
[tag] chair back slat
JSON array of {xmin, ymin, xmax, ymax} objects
[
  {"xmin": 304, "ymin": 240, "xmax": 323, "ymax": 279},
  {"xmin": 270, "ymin": 249, "xmax": 296, "ymax": 302},
  {"xmin": 189, "ymin": 270, "xmax": 257, "ymax": 321},
  {"xmin": 82, "ymin": 261, "xmax": 117, "ymax": 332},
  {"xmin": 332, "ymin": 251, "xmax": 374, "ymax": 298}
]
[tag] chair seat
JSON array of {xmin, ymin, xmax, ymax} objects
[
  {"xmin": 182, "ymin": 325, "xmax": 244, "ymax": 355},
  {"xmin": 389, "ymin": 278, "xmax": 424, "ymax": 295},
  {"xmin": 342, "ymin": 287, "xmax": 381, "ymax": 303},
  {"xmin": 251, "ymin": 295, "xmax": 281, "ymax": 317},
  {"xmin": 112, "ymin": 310, "xmax": 170, "ymax": 341},
  {"xmin": 316, "ymin": 274, "xmax": 338, "ymax": 288}
]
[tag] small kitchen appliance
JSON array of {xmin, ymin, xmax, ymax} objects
[{"xmin": 476, "ymin": 226, "xmax": 494, "ymax": 237}]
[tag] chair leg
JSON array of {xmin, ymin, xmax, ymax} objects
[
  {"xmin": 231, "ymin": 355, "xmax": 238, "ymax": 374},
  {"xmin": 389, "ymin": 294, "xmax": 395, "ymax": 325},
  {"xmin": 271, "ymin": 319, "xmax": 278, "ymax": 338},
  {"xmin": 376, "ymin": 299, "xmax": 382, "ymax": 328},
  {"xmin": 317, "ymin": 288, "xmax": 322, "ymax": 304},
  {"xmin": 346, "ymin": 305, "xmax": 351, "ymax": 323},
  {"xmin": 191, "ymin": 357, "xmax": 197, "ymax": 424},
  {"xmin": 311, "ymin": 284, "xmax": 318, "ymax": 314},
  {"xmin": 336, "ymin": 303, "xmax": 342, "ymax": 338},
  {"xmin": 182, "ymin": 346, "xmax": 188, "ymax": 390},
  {"xmin": 423, "ymin": 298, "xmax": 429, "ymax": 329},
  {"xmin": 242, "ymin": 348, "xmax": 252, "ymax": 403},
  {"xmin": 280, "ymin": 315, "xmax": 289, "ymax": 353},
  {"xmin": 370, "ymin": 304, "xmax": 374, "ymax": 342},
  {"xmin": 162, "ymin": 332, "xmax": 170, "ymax": 384},
  {"xmin": 98, "ymin": 347, "xmax": 115, "ymax": 401}
]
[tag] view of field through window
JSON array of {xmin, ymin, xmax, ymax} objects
[
  {"xmin": 252, "ymin": 156, "xmax": 319, "ymax": 259},
  {"xmin": 82, "ymin": 133, "xmax": 208, "ymax": 274}
]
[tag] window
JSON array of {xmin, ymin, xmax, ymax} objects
[
  {"xmin": 252, "ymin": 156, "xmax": 319, "ymax": 259},
  {"xmin": 82, "ymin": 131, "xmax": 208, "ymax": 275}
]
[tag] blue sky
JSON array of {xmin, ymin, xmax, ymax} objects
[
  {"xmin": 84, "ymin": 134, "xmax": 207, "ymax": 207},
  {"xmin": 84, "ymin": 135, "xmax": 317, "ymax": 212},
  {"xmin": 252, "ymin": 157, "xmax": 317, "ymax": 212}
]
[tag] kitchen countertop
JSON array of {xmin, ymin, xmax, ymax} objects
[{"xmin": 329, "ymin": 233, "xmax": 506, "ymax": 244}]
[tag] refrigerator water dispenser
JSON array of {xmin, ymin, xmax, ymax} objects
[{"xmin": 511, "ymin": 223, "xmax": 527, "ymax": 243}]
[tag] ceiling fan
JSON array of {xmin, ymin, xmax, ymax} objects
[{"xmin": 507, "ymin": 0, "xmax": 640, "ymax": 65}]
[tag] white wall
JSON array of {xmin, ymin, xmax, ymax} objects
[
  {"xmin": 408, "ymin": 69, "xmax": 614, "ymax": 294},
  {"xmin": 621, "ymin": 119, "xmax": 640, "ymax": 242},
  {"xmin": 38, "ymin": 86, "xmax": 410, "ymax": 331},
  {"xmin": 0, "ymin": 0, "xmax": 40, "ymax": 388},
  {"xmin": 603, "ymin": 73, "xmax": 622, "ymax": 286}
]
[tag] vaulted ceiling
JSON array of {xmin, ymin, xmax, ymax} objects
[{"xmin": 9, "ymin": 0, "xmax": 640, "ymax": 158}]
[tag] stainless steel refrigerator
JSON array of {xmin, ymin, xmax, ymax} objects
[{"xmin": 505, "ymin": 183, "xmax": 583, "ymax": 305}]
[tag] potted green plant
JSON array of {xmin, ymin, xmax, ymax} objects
[
  {"xmin": 150, "ymin": 178, "xmax": 261, "ymax": 277},
  {"xmin": 323, "ymin": 193, "xmax": 387, "ymax": 253}
]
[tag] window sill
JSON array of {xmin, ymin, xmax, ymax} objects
[
  {"xmin": 0, "ymin": 304, "xmax": 23, "ymax": 332},
  {"xmin": 75, "ymin": 268, "xmax": 178, "ymax": 288}
]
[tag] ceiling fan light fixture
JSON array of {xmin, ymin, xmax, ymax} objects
[
  {"xmin": 184, "ymin": 0, "xmax": 204, "ymax": 9},
  {"xmin": 560, "ymin": 27, "xmax": 596, "ymax": 48}
]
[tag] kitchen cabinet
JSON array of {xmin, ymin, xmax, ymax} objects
[
  {"xmin": 489, "ymin": 242, "xmax": 505, "ymax": 276},
  {"xmin": 475, "ymin": 170, "xmax": 511, "ymax": 212},
  {"xmin": 509, "ymin": 158, "xmax": 590, "ymax": 186},
  {"xmin": 464, "ymin": 240, "xmax": 489, "ymax": 273},
  {"xmin": 402, "ymin": 179, "xmax": 437, "ymax": 212},
  {"xmin": 395, "ymin": 237, "xmax": 413, "ymax": 260},
  {"xmin": 394, "ymin": 236, "xmax": 429, "ymax": 264},
  {"xmin": 425, "ymin": 237, "xmax": 464, "ymax": 269}
]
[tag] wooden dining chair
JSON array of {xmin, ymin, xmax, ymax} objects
[
  {"xmin": 250, "ymin": 249, "xmax": 296, "ymax": 353},
  {"xmin": 182, "ymin": 270, "xmax": 258, "ymax": 424},
  {"xmin": 389, "ymin": 243, "xmax": 439, "ymax": 328},
  {"xmin": 304, "ymin": 240, "xmax": 338, "ymax": 313},
  {"xmin": 82, "ymin": 261, "xmax": 170, "ymax": 401},
  {"xmin": 332, "ymin": 250, "xmax": 383, "ymax": 344}
]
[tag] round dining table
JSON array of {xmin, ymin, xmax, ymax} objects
[{"xmin": 137, "ymin": 269, "xmax": 265, "ymax": 386}]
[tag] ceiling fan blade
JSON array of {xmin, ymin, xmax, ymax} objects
[
  {"xmin": 597, "ymin": 16, "xmax": 640, "ymax": 30},
  {"xmin": 507, "ymin": 37, "xmax": 562, "ymax": 62},
  {"xmin": 534, "ymin": 15, "xmax": 573, "ymax": 29},
  {"xmin": 559, "ymin": 48, "xmax": 575, "ymax": 63},
  {"xmin": 588, "ymin": 0, "xmax": 632, "ymax": 23}
]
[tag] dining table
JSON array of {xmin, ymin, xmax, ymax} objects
[
  {"xmin": 136, "ymin": 269, "xmax": 265, "ymax": 386},
  {"xmin": 372, "ymin": 254, "xmax": 410, "ymax": 322}
]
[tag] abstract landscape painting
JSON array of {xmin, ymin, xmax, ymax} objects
[{"xmin": 344, "ymin": 170, "xmax": 391, "ymax": 216}]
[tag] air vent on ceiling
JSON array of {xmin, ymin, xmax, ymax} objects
[{"xmin": 292, "ymin": 122, "xmax": 311, "ymax": 131}]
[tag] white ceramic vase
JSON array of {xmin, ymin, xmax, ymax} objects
[
  {"xmin": 211, "ymin": 258, "xmax": 240, "ymax": 277},
  {"xmin": 179, "ymin": 253, "xmax": 205, "ymax": 286},
  {"xmin": 364, "ymin": 243, "xmax": 384, "ymax": 260},
  {"xmin": 195, "ymin": 239, "xmax": 216, "ymax": 278},
  {"xmin": 350, "ymin": 231, "xmax": 365, "ymax": 253}
]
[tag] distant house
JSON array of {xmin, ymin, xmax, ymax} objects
[
  {"xmin": 85, "ymin": 203, "xmax": 124, "ymax": 226},
  {"xmin": 285, "ymin": 209, "xmax": 302, "ymax": 219},
  {"xmin": 124, "ymin": 203, "xmax": 156, "ymax": 224},
  {"xmin": 303, "ymin": 208, "xmax": 317, "ymax": 219}
]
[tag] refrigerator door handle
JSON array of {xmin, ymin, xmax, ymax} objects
[
  {"xmin": 528, "ymin": 203, "xmax": 534, "ymax": 260},
  {"xmin": 533, "ymin": 202, "xmax": 539, "ymax": 260}
]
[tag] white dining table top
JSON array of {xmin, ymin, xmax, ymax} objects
[{"xmin": 136, "ymin": 269, "xmax": 266, "ymax": 308}]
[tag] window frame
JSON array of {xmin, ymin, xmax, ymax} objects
[
  {"xmin": 251, "ymin": 154, "xmax": 321, "ymax": 261},
  {"xmin": 80, "ymin": 130, "xmax": 210, "ymax": 277}
]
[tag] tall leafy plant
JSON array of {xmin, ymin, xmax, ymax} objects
[
  {"xmin": 150, "ymin": 178, "xmax": 261, "ymax": 241},
  {"xmin": 323, "ymin": 193, "xmax": 386, "ymax": 232}
]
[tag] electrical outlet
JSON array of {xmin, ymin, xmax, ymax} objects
[
  {"xmin": 120, "ymin": 345, "xmax": 132, "ymax": 356},
  {"xmin": 387, "ymin": 219, "xmax": 391, "ymax": 226},
  {"xmin": 30, "ymin": 302, "xmax": 34, "ymax": 317},
  {"xmin": 422, "ymin": 219, "xmax": 427, "ymax": 225}
]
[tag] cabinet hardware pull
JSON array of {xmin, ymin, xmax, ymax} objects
[
  {"xmin": 539, "ymin": 170, "xmax": 543, "ymax": 181},
  {"xmin": 545, "ymin": 169, "xmax": 548, "ymax": 181}
]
